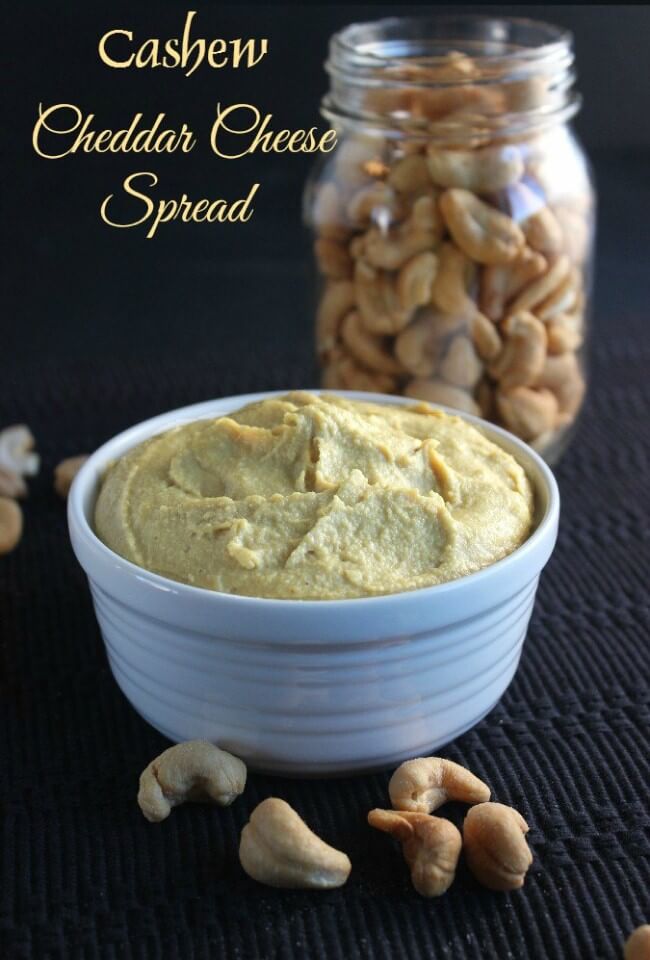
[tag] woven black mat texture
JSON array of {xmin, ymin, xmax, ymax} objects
[{"xmin": 1, "ymin": 154, "xmax": 649, "ymax": 959}]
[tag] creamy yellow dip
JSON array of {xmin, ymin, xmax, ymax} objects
[{"xmin": 95, "ymin": 393, "xmax": 534, "ymax": 599}]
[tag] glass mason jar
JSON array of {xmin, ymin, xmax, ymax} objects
[{"xmin": 304, "ymin": 15, "xmax": 595, "ymax": 463}]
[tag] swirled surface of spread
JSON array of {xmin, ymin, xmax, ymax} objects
[{"xmin": 95, "ymin": 393, "xmax": 534, "ymax": 599}]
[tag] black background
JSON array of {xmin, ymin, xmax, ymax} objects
[{"xmin": 2, "ymin": 5, "xmax": 650, "ymax": 960}]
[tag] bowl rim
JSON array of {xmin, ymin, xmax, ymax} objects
[{"xmin": 68, "ymin": 388, "xmax": 560, "ymax": 610}]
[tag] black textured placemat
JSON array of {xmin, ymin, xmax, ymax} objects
[{"xmin": 2, "ymin": 161, "xmax": 649, "ymax": 960}]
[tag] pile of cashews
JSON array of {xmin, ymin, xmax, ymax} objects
[
  {"xmin": 310, "ymin": 51, "xmax": 591, "ymax": 457},
  {"xmin": 136, "ymin": 740, "xmax": 649, "ymax": 955},
  {"xmin": 0, "ymin": 422, "xmax": 88, "ymax": 557},
  {"xmin": 136, "ymin": 742, "xmax": 532, "ymax": 896},
  {"xmin": 0, "ymin": 425, "xmax": 39, "ymax": 556}
]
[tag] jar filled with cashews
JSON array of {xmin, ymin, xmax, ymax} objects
[{"xmin": 304, "ymin": 15, "xmax": 595, "ymax": 463}]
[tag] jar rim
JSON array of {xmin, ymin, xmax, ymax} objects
[
  {"xmin": 323, "ymin": 13, "xmax": 579, "ymax": 140},
  {"xmin": 329, "ymin": 14, "xmax": 573, "ymax": 78}
]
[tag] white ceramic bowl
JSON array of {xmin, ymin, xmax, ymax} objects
[{"xmin": 68, "ymin": 390, "xmax": 559, "ymax": 776}]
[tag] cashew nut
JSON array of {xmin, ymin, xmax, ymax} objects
[
  {"xmin": 463, "ymin": 802, "xmax": 533, "ymax": 891},
  {"xmin": 0, "ymin": 425, "xmax": 39, "ymax": 477},
  {"xmin": 426, "ymin": 144, "xmax": 524, "ymax": 192},
  {"xmin": 508, "ymin": 254, "xmax": 570, "ymax": 314},
  {"xmin": 439, "ymin": 189, "xmax": 525, "ymax": 265},
  {"xmin": 397, "ymin": 139, "xmax": 429, "ymax": 158},
  {"xmin": 433, "ymin": 112, "xmax": 495, "ymax": 151},
  {"xmin": 406, "ymin": 84, "xmax": 502, "ymax": 126},
  {"xmin": 405, "ymin": 52, "xmax": 477, "ymax": 83},
  {"xmin": 479, "ymin": 248, "xmax": 547, "ymax": 321},
  {"xmin": 479, "ymin": 263, "xmax": 514, "ymax": 322},
  {"xmin": 496, "ymin": 387, "xmax": 559, "ymax": 441},
  {"xmin": 535, "ymin": 351, "xmax": 586, "ymax": 420},
  {"xmin": 341, "ymin": 310, "xmax": 403, "ymax": 375},
  {"xmin": 571, "ymin": 294, "xmax": 587, "ymax": 342},
  {"xmin": 311, "ymin": 182, "xmax": 347, "ymax": 240},
  {"xmin": 321, "ymin": 359, "xmax": 345, "ymax": 390},
  {"xmin": 522, "ymin": 204, "xmax": 564, "ymax": 256},
  {"xmin": 389, "ymin": 756, "xmax": 491, "ymax": 814},
  {"xmin": 471, "ymin": 311, "xmax": 502, "ymax": 361},
  {"xmin": 503, "ymin": 75, "xmax": 550, "ymax": 112},
  {"xmin": 387, "ymin": 154, "xmax": 432, "ymax": 195},
  {"xmin": 362, "ymin": 158, "xmax": 390, "ymax": 179},
  {"xmin": 489, "ymin": 311, "xmax": 547, "ymax": 390},
  {"xmin": 431, "ymin": 242, "xmax": 477, "ymax": 316},
  {"xmin": 54, "ymin": 455, "xmax": 88, "ymax": 499},
  {"xmin": 361, "ymin": 195, "xmax": 442, "ymax": 270},
  {"xmin": 239, "ymin": 798, "xmax": 351, "ymax": 889},
  {"xmin": 346, "ymin": 181, "xmax": 401, "ymax": 229},
  {"xmin": 137, "ymin": 740, "xmax": 247, "ymax": 822},
  {"xmin": 339, "ymin": 361, "xmax": 398, "ymax": 395},
  {"xmin": 411, "ymin": 193, "xmax": 443, "ymax": 232},
  {"xmin": 330, "ymin": 344, "xmax": 399, "ymax": 394},
  {"xmin": 425, "ymin": 307, "xmax": 466, "ymax": 341},
  {"xmin": 397, "ymin": 251, "xmax": 438, "ymax": 314},
  {"xmin": 439, "ymin": 336, "xmax": 483, "ymax": 389},
  {"xmin": 360, "ymin": 83, "xmax": 412, "ymax": 124},
  {"xmin": 0, "ymin": 468, "xmax": 27, "ymax": 499},
  {"xmin": 355, "ymin": 260, "xmax": 409, "ymax": 335},
  {"xmin": 624, "ymin": 926, "xmax": 650, "ymax": 960},
  {"xmin": 535, "ymin": 267, "xmax": 580, "ymax": 321},
  {"xmin": 498, "ymin": 180, "xmax": 545, "ymax": 223},
  {"xmin": 476, "ymin": 378, "xmax": 495, "ymax": 419},
  {"xmin": 334, "ymin": 135, "xmax": 386, "ymax": 188},
  {"xmin": 314, "ymin": 237, "xmax": 353, "ymax": 280},
  {"xmin": 368, "ymin": 808, "xmax": 462, "ymax": 897},
  {"xmin": 316, "ymin": 280, "xmax": 355, "ymax": 355},
  {"xmin": 554, "ymin": 205, "xmax": 591, "ymax": 264},
  {"xmin": 529, "ymin": 429, "xmax": 561, "ymax": 457},
  {"xmin": 359, "ymin": 225, "xmax": 432, "ymax": 272},
  {"xmin": 404, "ymin": 379, "xmax": 479, "ymax": 415},
  {"xmin": 0, "ymin": 496, "xmax": 23, "ymax": 555},
  {"xmin": 416, "ymin": 50, "xmax": 478, "ymax": 84},
  {"xmin": 546, "ymin": 313, "xmax": 583, "ymax": 354},
  {"xmin": 394, "ymin": 311, "xmax": 452, "ymax": 377}
]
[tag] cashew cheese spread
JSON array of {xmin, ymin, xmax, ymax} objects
[{"xmin": 95, "ymin": 393, "xmax": 534, "ymax": 599}]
